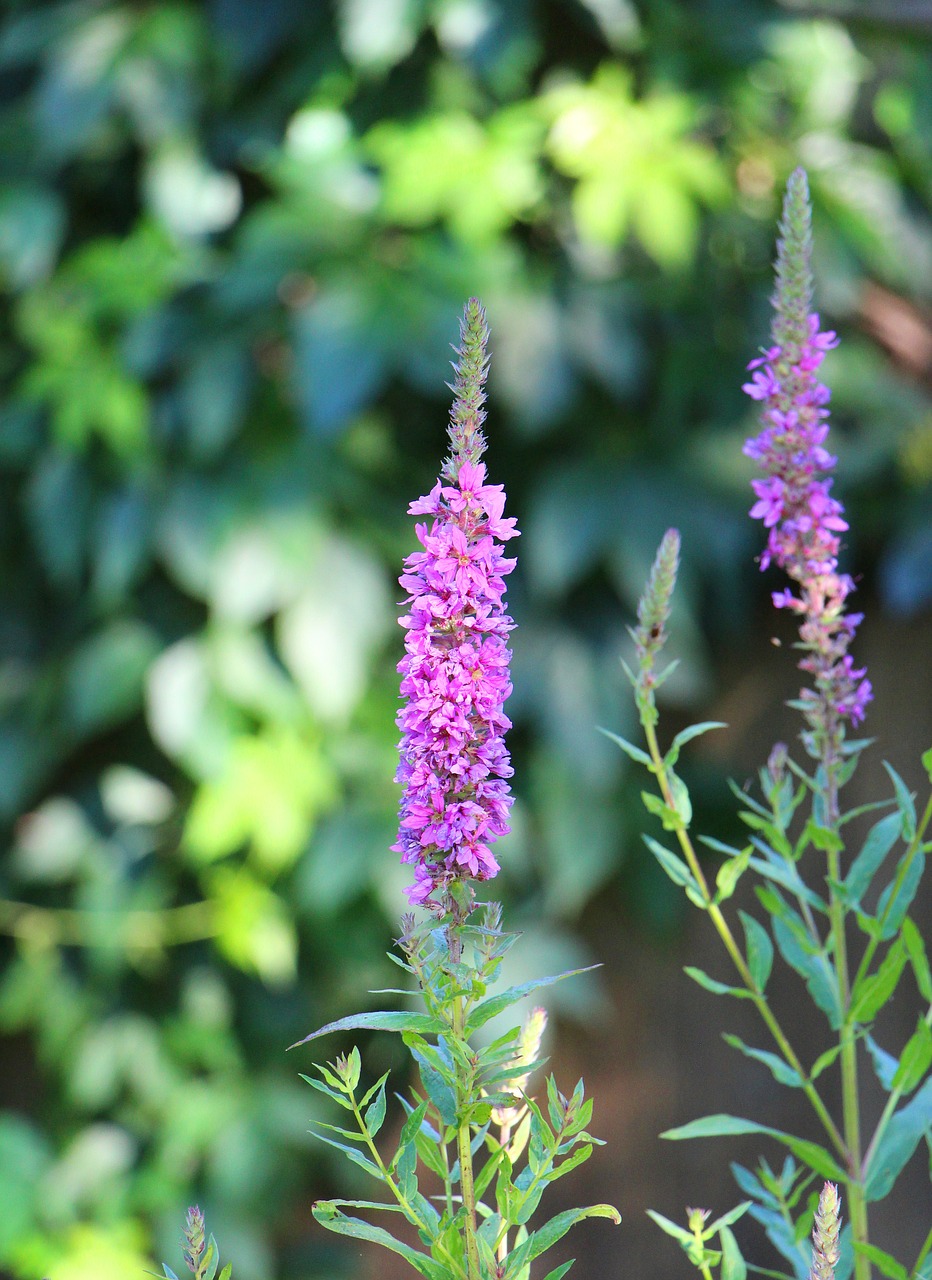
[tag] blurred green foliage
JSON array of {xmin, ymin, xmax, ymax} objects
[{"xmin": 0, "ymin": 1, "xmax": 929, "ymax": 1277}]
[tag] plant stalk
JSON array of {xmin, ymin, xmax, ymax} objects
[
  {"xmin": 642, "ymin": 718, "xmax": 847, "ymax": 1160},
  {"xmin": 452, "ymin": 991, "xmax": 482, "ymax": 1280}
]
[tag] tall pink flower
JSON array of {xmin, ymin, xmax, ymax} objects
[
  {"xmin": 743, "ymin": 168, "xmax": 872, "ymax": 745},
  {"xmin": 393, "ymin": 299, "xmax": 519, "ymax": 914}
]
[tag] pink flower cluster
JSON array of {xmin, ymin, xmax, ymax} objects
[
  {"xmin": 393, "ymin": 460, "xmax": 519, "ymax": 909},
  {"xmin": 743, "ymin": 314, "xmax": 872, "ymax": 727}
]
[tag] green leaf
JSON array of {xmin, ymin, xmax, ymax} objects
[
  {"xmin": 849, "ymin": 938, "xmax": 907, "ymax": 1024},
  {"xmin": 706, "ymin": 1202, "xmax": 752, "ymax": 1234},
  {"xmin": 719, "ymin": 1224, "xmax": 747, "ymax": 1280},
  {"xmin": 310, "ymin": 1130, "xmax": 384, "ymax": 1181},
  {"xmin": 852, "ymin": 1243, "xmax": 908, "ymax": 1280},
  {"xmin": 922, "ymin": 747, "xmax": 932, "ymax": 784},
  {"xmin": 540, "ymin": 1262, "xmax": 576, "ymax": 1280},
  {"xmin": 645, "ymin": 1210, "xmax": 694, "ymax": 1246},
  {"xmin": 865, "ymin": 1077, "xmax": 932, "ymax": 1201},
  {"xmin": 364, "ymin": 1078, "xmax": 388, "ymax": 1136},
  {"xmin": 683, "ymin": 966, "xmax": 752, "ymax": 1000},
  {"xmin": 217, "ymin": 1266, "xmax": 232, "ymax": 1280},
  {"xmin": 668, "ymin": 772, "xmax": 693, "ymax": 826},
  {"xmin": 661, "ymin": 1115, "xmax": 845, "ymax": 1181},
  {"xmin": 641, "ymin": 790, "xmax": 684, "ymax": 831},
  {"xmin": 903, "ymin": 918, "xmax": 932, "ymax": 1002},
  {"xmin": 810, "ymin": 1043, "xmax": 844, "ymax": 1081},
  {"xmin": 396, "ymin": 1097, "xmax": 430, "ymax": 1155},
  {"xmin": 740, "ymin": 911, "xmax": 773, "ymax": 992},
  {"xmin": 844, "ymin": 812, "xmax": 900, "ymax": 905},
  {"xmin": 884, "ymin": 762, "xmax": 917, "ymax": 841},
  {"xmin": 722, "ymin": 1034, "xmax": 802, "ymax": 1088},
  {"xmin": 289, "ymin": 1010, "xmax": 447, "ymax": 1050},
  {"xmin": 891, "ymin": 1019, "xmax": 932, "ymax": 1097},
  {"xmin": 597, "ymin": 726, "xmax": 652, "ymax": 767},
  {"xmin": 203, "ymin": 1236, "xmax": 220, "ymax": 1280},
  {"xmin": 770, "ymin": 910, "xmax": 841, "ymax": 1029},
  {"xmin": 466, "ymin": 965, "xmax": 600, "ymax": 1035},
  {"xmin": 505, "ymin": 1205, "xmax": 620, "ymax": 1276},
  {"xmin": 876, "ymin": 850, "xmax": 926, "ymax": 940},
  {"xmin": 664, "ymin": 721, "xmax": 727, "ymax": 768},
  {"xmin": 715, "ymin": 848, "xmax": 751, "ymax": 903},
  {"xmin": 312, "ymin": 1203, "xmax": 450, "ymax": 1280},
  {"xmin": 644, "ymin": 835, "xmax": 701, "ymax": 895}
]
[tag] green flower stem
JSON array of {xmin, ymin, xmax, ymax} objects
[
  {"xmin": 853, "ymin": 792, "xmax": 932, "ymax": 993},
  {"xmin": 346, "ymin": 1081, "xmax": 468, "ymax": 1280},
  {"xmin": 640, "ymin": 716, "xmax": 847, "ymax": 1160},
  {"xmin": 824, "ymin": 807, "xmax": 869, "ymax": 1280},
  {"xmin": 452, "ymin": 992, "xmax": 482, "ymax": 1280}
]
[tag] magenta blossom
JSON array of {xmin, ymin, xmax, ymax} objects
[
  {"xmin": 743, "ymin": 169, "xmax": 871, "ymax": 740},
  {"xmin": 393, "ymin": 302, "xmax": 518, "ymax": 914}
]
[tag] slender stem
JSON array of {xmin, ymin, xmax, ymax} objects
[
  {"xmin": 452, "ymin": 992, "xmax": 482, "ymax": 1280},
  {"xmin": 348, "ymin": 1087, "xmax": 468, "ymax": 1280},
  {"xmin": 642, "ymin": 720, "xmax": 848, "ymax": 1159}
]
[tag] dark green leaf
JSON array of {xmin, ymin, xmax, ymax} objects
[
  {"xmin": 364, "ymin": 1079, "xmax": 388, "ymax": 1136},
  {"xmin": 597, "ymin": 726, "xmax": 651, "ymax": 767},
  {"xmin": 844, "ymin": 812, "xmax": 900, "ymax": 904},
  {"xmin": 852, "ymin": 1243, "xmax": 908, "ymax": 1280},
  {"xmin": 683, "ymin": 966, "xmax": 752, "ymax": 999},
  {"xmin": 466, "ymin": 966, "xmax": 600, "ymax": 1034},
  {"xmin": 312, "ymin": 1203, "xmax": 449, "ymax": 1280},
  {"xmin": 883, "ymin": 762, "xmax": 917, "ymax": 841},
  {"xmin": 643, "ymin": 835, "xmax": 701, "ymax": 894},
  {"xmin": 540, "ymin": 1261, "xmax": 576, "ymax": 1280},
  {"xmin": 876, "ymin": 851, "xmax": 926, "ymax": 940},
  {"xmin": 662, "ymin": 1115, "xmax": 844, "ymax": 1181},
  {"xmin": 722, "ymin": 1034, "xmax": 802, "ymax": 1088},
  {"xmin": 664, "ymin": 721, "xmax": 727, "ymax": 768},
  {"xmin": 715, "ymin": 849, "xmax": 751, "ymax": 903},
  {"xmin": 740, "ymin": 911, "xmax": 773, "ymax": 992},
  {"xmin": 850, "ymin": 938, "xmax": 907, "ymax": 1024},
  {"xmin": 505, "ymin": 1204, "xmax": 620, "ymax": 1276},
  {"xmin": 891, "ymin": 1019, "xmax": 932, "ymax": 1097},
  {"xmin": 720, "ymin": 1224, "xmax": 747, "ymax": 1280},
  {"xmin": 865, "ymin": 1077, "xmax": 932, "ymax": 1201},
  {"xmin": 902, "ymin": 918, "xmax": 932, "ymax": 1001},
  {"xmin": 310, "ymin": 1130, "xmax": 384, "ymax": 1181},
  {"xmin": 289, "ymin": 1011, "xmax": 446, "ymax": 1050}
]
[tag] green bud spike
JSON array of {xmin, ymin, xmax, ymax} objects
[
  {"xmin": 442, "ymin": 297, "xmax": 490, "ymax": 482},
  {"xmin": 635, "ymin": 528, "xmax": 681, "ymax": 657},
  {"xmin": 773, "ymin": 167, "xmax": 815, "ymax": 357},
  {"xmin": 809, "ymin": 1182, "xmax": 841, "ymax": 1280}
]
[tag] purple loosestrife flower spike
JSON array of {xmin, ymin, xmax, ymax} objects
[
  {"xmin": 393, "ymin": 299, "xmax": 519, "ymax": 916},
  {"xmin": 743, "ymin": 168, "xmax": 872, "ymax": 745},
  {"xmin": 809, "ymin": 1183, "xmax": 841, "ymax": 1280}
]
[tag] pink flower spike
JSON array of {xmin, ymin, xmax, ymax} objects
[
  {"xmin": 395, "ymin": 299, "xmax": 519, "ymax": 916},
  {"xmin": 742, "ymin": 167, "xmax": 871, "ymax": 743}
]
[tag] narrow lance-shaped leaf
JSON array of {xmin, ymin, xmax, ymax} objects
[
  {"xmin": 289, "ymin": 1010, "xmax": 447, "ymax": 1050},
  {"xmin": 662, "ymin": 1114, "xmax": 845, "ymax": 1182},
  {"xmin": 466, "ymin": 965, "xmax": 600, "ymax": 1034},
  {"xmin": 312, "ymin": 1203, "xmax": 451, "ymax": 1280}
]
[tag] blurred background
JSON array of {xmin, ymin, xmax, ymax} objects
[{"xmin": 0, "ymin": 0, "xmax": 930, "ymax": 1277}]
